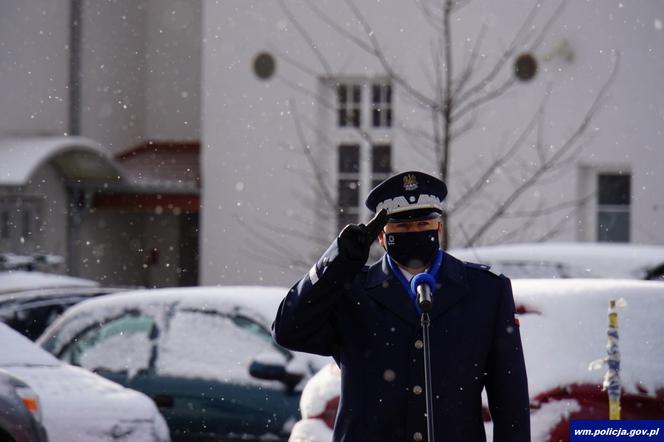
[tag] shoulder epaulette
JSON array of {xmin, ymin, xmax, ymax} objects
[{"xmin": 464, "ymin": 261, "xmax": 504, "ymax": 278}]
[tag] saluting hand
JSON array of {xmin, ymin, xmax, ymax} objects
[{"xmin": 338, "ymin": 209, "xmax": 388, "ymax": 262}]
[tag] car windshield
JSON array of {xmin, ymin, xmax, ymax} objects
[
  {"xmin": 156, "ymin": 308, "xmax": 288, "ymax": 382},
  {"xmin": 59, "ymin": 312, "xmax": 156, "ymax": 377}
]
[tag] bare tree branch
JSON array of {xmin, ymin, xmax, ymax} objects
[
  {"xmin": 503, "ymin": 191, "xmax": 595, "ymax": 218},
  {"xmin": 535, "ymin": 205, "xmax": 579, "ymax": 242},
  {"xmin": 493, "ymin": 200, "xmax": 545, "ymax": 243},
  {"xmin": 270, "ymin": 46, "xmax": 326, "ymax": 79},
  {"xmin": 288, "ymin": 99, "xmax": 337, "ymax": 210},
  {"xmin": 454, "ymin": 0, "xmax": 542, "ymax": 106},
  {"xmin": 526, "ymin": 0, "xmax": 569, "ymax": 52},
  {"xmin": 449, "ymin": 97, "xmax": 547, "ymax": 214},
  {"xmin": 304, "ymin": 0, "xmax": 440, "ymax": 110},
  {"xmin": 278, "ymin": 0, "xmax": 333, "ymax": 76},
  {"xmin": 462, "ymin": 53, "xmax": 620, "ymax": 246},
  {"xmin": 440, "ymin": 0, "xmax": 453, "ymax": 181},
  {"xmin": 452, "ymin": 76, "xmax": 516, "ymax": 121},
  {"xmin": 452, "ymin": 23, "xmax": 488, "ymax": 99},
  {"xmin": 237, "ymin": 214, "xmax": 312, "ymax": 269},
  {"xmin": 261, "ymin": 0, "xmax": 617, "ymax": 269}
]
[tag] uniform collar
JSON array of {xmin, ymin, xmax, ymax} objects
[
  {"xmin": 363, "ymin": 251, "xmax": 469, "ymax": 325},
  {"xmin": 364, "ymin": 251, "xmax": 468, "ymax": 290}
]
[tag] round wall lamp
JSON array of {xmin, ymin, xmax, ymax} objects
[
  {"xmin": 253, "ymin": 52, "xmax": 276, "ymax": 80},
  {"xmin": 514, "ymin": 52, "xmax": 538, "ymax": 81}
]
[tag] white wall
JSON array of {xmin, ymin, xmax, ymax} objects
[
  {"xmin": 78, "ymin": 0, "xmax": 148, "ymax": 151},
  {"xmin": 79, "ymin": 0, "xmax": 201, "ymax": 153},
  {"xmin": 0, "ymin": 0, "xmax": 70, "ymax": 137},
  {"xmin": 201, "ymin": 0, "xmax": 664, "ymax": 286},
  {"xmin": 143, "ymin": 0, "xmax": 201, "ymax": 141}
]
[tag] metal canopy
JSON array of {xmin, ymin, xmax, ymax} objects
[{"xmin": 0, "ymin": 136, "xmax": 125, "ymax": 186}]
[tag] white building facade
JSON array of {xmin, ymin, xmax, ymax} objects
[
  {"xmin": 201, "ymin": 0, "xmax": 664, "ymax": 285},
  {"xmin": 1, "ymin": 0, "xmax": 202, "ymax": 286}
]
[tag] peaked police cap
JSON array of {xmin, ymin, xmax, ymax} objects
[{"xmin": 365, "ymin": 171, "xmax": 447, "ymax": 222}]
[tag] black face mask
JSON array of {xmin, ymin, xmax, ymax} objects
[{"xmin": 385, "ymin": 229, "xmax": 439, "ymax": 269}]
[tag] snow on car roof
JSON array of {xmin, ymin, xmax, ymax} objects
[
  {"xmin": 39, "ymin": 286, "xmax": 288, "ymax": 354},
  {"xmin": 0, "ymin": 270, "xmax": 98, "ymax": 294},
  {"xmin": 511, "ymin": 279, "xmax": 664, "ymax": 397},
  {"xmin": 449, "ymin": 243, "xmax": 664, "ymax": 279},
  {"xmin": 55, "ymin": 285, "xmax": 284, "ymax": 321},
  {"xmin": 0, "ymin": 322, "xmax": 60, "ymax": 366}
]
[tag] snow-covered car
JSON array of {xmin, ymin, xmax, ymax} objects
[
  {"xmin": 0, "ymin": 368, "xmax": 48, "ymax": 442},
  {"xmin": 0, "ymin": 270, "xmax": 98, "ymax": 295},
  {"xmin": 37, "ymin": 286, "xmax": 329, "ymax": 442},
  {"xmin": 0, "ymin": 285, "xmax": 128, "ymax": 340},
  {"xmin": 448, "ymin": 243, "xmax": 664, "ymax": 280},
  {"xmin": 1, "ymin": 322, "xmax": 170, "ymax": 442},
  {"xmin": 290, "ymin": 279, "xmax": 664, "ymax": 442}
]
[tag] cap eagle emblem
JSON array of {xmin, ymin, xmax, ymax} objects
[{"xmin": 402, "ymin": 174, "xmax": 418, "ymax": 191}]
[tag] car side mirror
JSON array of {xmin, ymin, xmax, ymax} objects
[{"xmin": 249, "ymin": 353, "xmax": 303, "ymax": 389}]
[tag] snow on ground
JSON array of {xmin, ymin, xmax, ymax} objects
[
  {"xmin": 449, "ymin": 243, "xmax": 664, "ymax": 279},
  {"xmin": 1, "ymin": 323, "xmax": 169, "ymax": 442},
  {"xmin": 0, "ymin": 270, "xmax": 98, "ymax": 294}
]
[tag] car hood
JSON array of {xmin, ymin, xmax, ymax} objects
[{"xmin": 5, "ymin": 364, "xmax": 168, "ymax": 442}]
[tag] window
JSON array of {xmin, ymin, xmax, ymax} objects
[
  {"xmin": 22, "ymin": 209, "xmax": 31, "ymax": 240},
  {"xmin": 159, "ymin": 309, "xmax": 285, "ymax": 381},
  {"xmin": 61, "ymin": 312, "xmax": 156, "ymax": 376},
  {"xmin": 333, "ymin": 80, "xmax": 394, "ymax": 230},
  {"xmin": 337, "ymin": 84, "xmax": 361, "ymax": 128},
  {"xmin": 371, "ymin": 144, "xmax": 392, "ymax": 189},
  {"xmin": 338, "ymin": 144, "xmax": 360, "ymax": 230},
  {"xmin": 0, "ymin": 197, "xmax": 42, "ymax": 248},
  {"xmin": 597, "ymin": 173, "xmax": 630, "ymax": 242},
  {"xmin": 1, "ymin": 210, "xmax": 9, "ymax": 240},
  {"xmin": 371, "ymin": 84, "xmax": 392, "ymax": 128},
  {"xmin": 231, "ymin": 314, "xmax": 291, "ymax": 359}
]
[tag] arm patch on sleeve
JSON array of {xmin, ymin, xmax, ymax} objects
[{"xmin": 308, "ymin": 264, "xmax": 319, "ymax": 285}]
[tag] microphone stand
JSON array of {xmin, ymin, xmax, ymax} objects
[
  {"xmin": 421, "ymin": 309, "xmax": 435, "ymax": 442},
  {"xmin": 413, "ymin": 274, "xmax": 436, "ymax": 442}
]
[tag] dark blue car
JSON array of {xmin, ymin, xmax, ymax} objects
[{"xmin": 38, "ymin": 286, "xmax": 326, "ymax": 442}]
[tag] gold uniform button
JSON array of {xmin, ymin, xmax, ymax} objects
[
  {"xmin": 413, "ymin": 385, "xmax": 423, "ymax": 395},
  {"xmin": 414, "ymin": 340, "xmax": 424, "ymax": 349},
  {"xmin": 413, "ymin": 432, "xmax": 423, "ymax": 441}
]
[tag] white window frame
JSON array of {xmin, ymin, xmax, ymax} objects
[
  {"xmin": 0, "ymin": 196, "xmax": 43, "ymax": 250},
  {"xmin": 326, "ymin": 78, "xmax": 394, "ymax": 229},
  {"xmin": 371, "ymin": 83, "xmax": 392, "ymax": 128},
  {"xmin": 577, "ymin": 166, "xmax": 631, "ymax": 242},
  {"xmin": 596, "ymin": 172, "xmax": 631, "ymax": 242}
]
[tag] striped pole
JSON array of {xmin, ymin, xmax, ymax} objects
[{"xmin": 604, "ymin": 299, "xmax": 624, "ymax": 420}]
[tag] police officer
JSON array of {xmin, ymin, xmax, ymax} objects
[{"xmin": 273, "ymin": 171, "xmax": 530, "ymax": 442}]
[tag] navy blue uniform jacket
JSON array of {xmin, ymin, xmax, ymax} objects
[{"xmin": 273, "ymin": 240, "xmax": 530, "ymax": 442}]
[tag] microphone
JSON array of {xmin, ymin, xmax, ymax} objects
[
  {"xmin": 417, "ymin": 283, "xmax": 432, "ymax": 313},
  {"xmin": 411, "ymin": 273, "xmax": 436, "ymax": 313}
]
